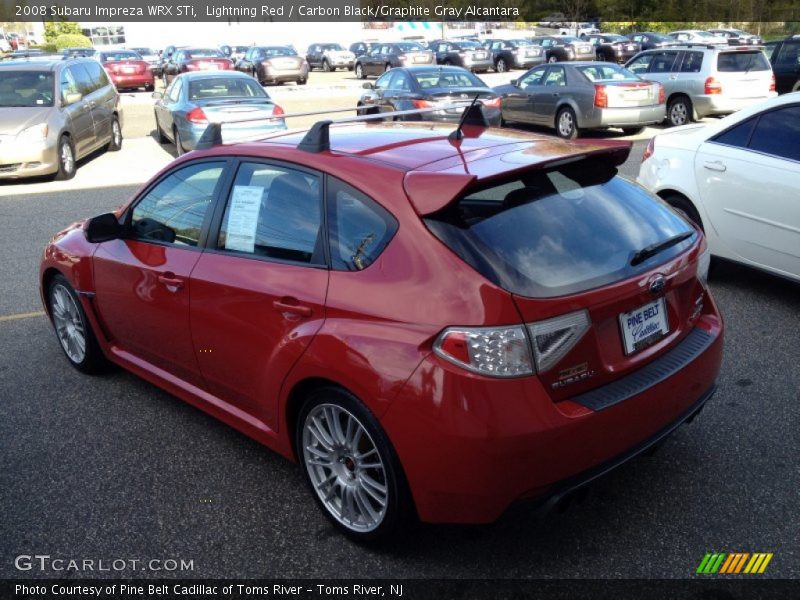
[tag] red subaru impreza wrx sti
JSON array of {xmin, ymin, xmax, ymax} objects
[{"xmin": 40, "ymin": 118, "xmax": 723, "ymax": 541}]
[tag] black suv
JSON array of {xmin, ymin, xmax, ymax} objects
[{"xmin": 764, "ymin": 36, "xmax": 800, "ymax": 94}]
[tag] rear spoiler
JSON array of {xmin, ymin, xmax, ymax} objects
[{"xmin": 404, "ymin": 140, "xmax": 631, "ymax": 217}]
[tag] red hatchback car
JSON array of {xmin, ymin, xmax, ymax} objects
[
  {"xmin": 98, "ymin": 49, "xmax": 155, "ymax": 92},
  {"xmin": 40, "ymin": 119, "xmax": 723, "ymax": 541}
]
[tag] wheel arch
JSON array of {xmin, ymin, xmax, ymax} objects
[{"xmin": 657, "ymin": 188, "xmax": 705, "ymax": 230}]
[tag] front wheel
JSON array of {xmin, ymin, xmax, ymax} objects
[
  {"xmin": 297, "ymin": 387, "xmax": 409, "ymax": 542},
  {"xmin": 495, "ymin": 58, "xmax": 507, "ymax": 73},
  {"xmin": 54, "ymin": 136, "xmax": 76, "ymax": 180},
  {"xmin": 555, "ymin": 106, "xmax": 579, "ymax": 139},
  {"xmin": 323, "ymin": 59, "xmax": 332, "ymax": 72},
  {"xmin": 48, "ymin": 274, "xmax": 107, "ymax": 374},
  {"xmin": 173, "ymin": 127, "xmax": 185, "ymax": 156}
]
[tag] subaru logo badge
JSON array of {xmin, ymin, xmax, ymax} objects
[{"xmin": 649, "ymin": 274, "xmax": 666, "ymax": 296}]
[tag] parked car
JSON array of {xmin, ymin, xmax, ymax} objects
[
  {"xmin": 0, "ymin": 57, "xmax": 122, "ymax": 180},
  {"xmin": 236, "ymin": 46, "xmax": 308, "ymax": 86},
  {"xmin": 97, "ymin": 49, "xmax": 155, "ymax": 92},
  {"xmin": 354, "ymin": 42, "xmax": 434, "ymax": 79},
  {"xmin": 763, "ymin": 36, "xmax": 800, "ymax": 93},
  {"xmin": 153, "ymin": 71, "xmax": 286, "ymax": 155},
  {"xmin": 129, "ymin": 47, "xmax": 162, "ymax": 76},
  {"xmin": 583, "ymin": 34, "xmax": 641, "ymax": 63},
  {"xmin": 539, "ymin": 13, "xmax": 566, "ymax": 28},
  {"xmin": 159, "ymin": 45, "xmax": 182, "ymax": 80},
  {"xmin": 162, "ymin": 48, "xmax": 233, "ymax": 86},
  {"xmin": 3, "ymin": 49, "xmax": 51, "ymax": 60},
  {"xmin": 0, "ymin": 34, "xmax": 11, "ymax": 53},
  {"xmin": 528, "ymin": 36, "xmax": 595, "ymax": 64},
  {"xmin": 482, "ymin": 38, "xmax": 545, "ymax": 72},
  {"xmin": 349, "ymin": 42, "xmax": 373, "ymax": 57},
  {"xmin": 219, "ymin": 44, "xmax": 250, "ymax": 63},
  {"xmin": 668, "ymin": 30, "xmax": 728, "ymax": 45},
  {"xmin": 560, "ymin": 23, "xmax": 600, "ymax": 37},
  {"xmin": 59, "ymin": 47, "xmax": 96, "ymax": 59},
  {"xmin": 626, "ymin": 45, "xmax": 776, "ymax": 126},
  {"xmin": 39, "ymin": 109, "xmax": 722, "ymax": 541},
  {"xmin": 627, "ymin": 32, "xmax": 678, "ymax": 51},
  {"xmin": 356, "ymin": 66, "xmax": 501, "ymax": 125},
  {"xmin": 707, "ymin": 29, "xmax": 763, "ymax": 45},
  {"xmin": 428, "ymin": 39, "xmax": 493, "ymax": 73},
  {"xmin": 638, "ymin": 92, "xmax": 800, "ymax": 282},
  {"xmin": 305, "ymin": 43, "xmax": 355, "ymax": 72},
  {"xmin": 494, "ymin": 62, "xmax": 665, "ymax": 138}
]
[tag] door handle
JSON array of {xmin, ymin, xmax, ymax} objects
[
  {"xmin": 669, "ymin": 75, "xmax": 678, "ymax": 80},
  {"xmin": 703, "ymin": 161, "xmax": 727, "ymax": 172},
  {"xmin": 157, "ymin": 273, "xmax": 185, "ymax": 289},
  {"xmin": 273, "ymin": 298, "xmax": 312, "ymax": 317}
]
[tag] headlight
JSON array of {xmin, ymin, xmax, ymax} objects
[
  {"xmin": 17, "ymin": 123, "xmax": 49, "ymax": 143},
  {"xmin": 697, "ymin": 247, "xmax": 711, "ymax": 285}
]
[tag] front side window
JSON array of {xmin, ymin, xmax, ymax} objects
[
  {"xmin": 627, "ymin": 53, "xmax": 653, "ymax": 74},
  {"xmin": 374, "ymin": 72, "xmax": 392, "ymax": 90},
  {"xmin": 543, "ymin": 67, "xmax": 566, "ymax": 86},
  {"xmin": 166, "ymin": 79, "xmax": 182, "ymax": 103},
  {"xmin": 679, "ymin": 51, "xmax": 704, "ymax": 73},
  {"xmin": 519, "ymin": 67, "xmax": 547, "ymax": 87},
  {"xmin": 130, "ymin": 162, "xmax": 225, "ymax": 246},
  {"xmin": 217, "ymin": 163, "xmax": 323, "ymax": 264}
]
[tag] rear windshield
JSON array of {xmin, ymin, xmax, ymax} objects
[
  {"xmin": 578, "ymin": 64, "xmax": 640, "ymax": 82},
  {"xmin": 413, "ymin": 69, "xmax": 485, "ymax": 88},
  {"xmin": 100, "ymin": 51, "xmax": 141, "ymax": 61},
  {"xmin": 717, "ymin": 51, "xmax": 770, "ymax": 72},
  {"xmin": 263, "ymin": 46, "xmax": 295, "ymax": 57},
  {"xmin": 187, "ymin": 77, "xmax": 268, "ymax": 100},
  {"xmin": 396, "ymin": 42, "xmax": 426, "ymax": 51},
  {"xmin": 424, "ymin": 165, "xmax": 695, "ymax": 298},
  {"xmin": 0, "ymin": 71, "xmax": 54, "ymax": 107},
  {"xmin": 185, "ymin": 49, "xmax": 224, "ymax": 59}
]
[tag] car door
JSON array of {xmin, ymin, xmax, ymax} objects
[
  {"xmin": 641, "ymin": 50, "xmax": 681, "ymax": 96},
  {"xmin": 694, "ymin": 104, "xmax": 800, "ymax": 278},
  {"xmin": 58, "ymin": 65, "xmax": 95, "ymax": 158},
  {"xmin": 381, "ymin": 70, "xmax": 412, "ymax": 111},
  {"xmin": 503, "ymin": 65, "xmax": 547, "ymax": 122},
  {"xmin": 361, "ymin": 70, "xmax": 392, "ymax": 110},
  {"xmin": 155, "ymin": 78, "xmax": 182, "ymax": 139},
  {"xmin": 772, "ymin": 40, "xmax": 800, "ymax": 93},
  {"xmin": 532, "ymin": 65, "xmax": 567, "ymax": 124},
  {"xmin": 189, "ymin": 161, "xmax": 328, "ymax": 423},
  {"xmin": 82, "ymin": 61, "xmax": 115, "ymax": 146},
  {"xmin": 92, "ymin": 160, "xmax": 228, "ymax": 387}
]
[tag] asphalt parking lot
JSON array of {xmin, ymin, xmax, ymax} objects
[{"xmin": 1, "ymin": 69, "xmax": 798, "ymax": 579}]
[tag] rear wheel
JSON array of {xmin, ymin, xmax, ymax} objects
[
  {"xmin": 173, "ymin": 126, "xmax": 185, "ymax": 156},
  {"xmin": 555, "ymin": 106, "xmax": 579, "ymax": 139},
  {"xmin": 621, "ymin": 126, "xmax": 645, "ymax": 136},
  {"xmin": 107, "ymin": 116, "xmax": 122, "ymax": 152},
  {"xmin": 296, "ymin": 387, "xmax": 409, "ymax": 542},
  {"xmin": 154, "ymin": 112, "xmax": 169, "ymax": 143},
  {"xmin": 667, "ymin": 95, "xmax": 692, "ymax": 127},
  {"xmin": 54, "ymin": 136, "xmax": 76, "ymax": 180},
  {"xmin": 663, "ymin": 193, "xmax": 703, "ymax": 231},
  {"xmin": 297, "ymin": 77, "xmax": 307, "ymax": 85},
  {"xmin": 355, "ymin": 63, "xmax": 364, "ymax": 79},
  {"xmin": 48, "ymin": 274, "xmax": 106, "ymax": 374},
  {"xmin": 495, "ymin": 58, "xmax": 507, "ymax": 72}
]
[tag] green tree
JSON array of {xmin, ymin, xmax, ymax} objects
[{"xmin": 44, "ymin": 22, "xmax": 82, "ymax": 44}]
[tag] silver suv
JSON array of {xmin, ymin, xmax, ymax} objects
[
  {"xmin": 0, "ymin": 57, "xmax": 122, "ymax": 180},
  {"xmin": 625, "ymin": 44, "xmax": 776, "ymax": 126}
]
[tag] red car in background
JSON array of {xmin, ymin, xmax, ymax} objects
[
  {"xmin": 98, "ymin": 49, "xmax": 155, "ymax": 92},
  {"xmin": 161, "ymin": 47, "xmax": 233, "ymax": 85},
  {"xmin": 39, "ymin": 115, "xmax": 723, "ymax": 541}
]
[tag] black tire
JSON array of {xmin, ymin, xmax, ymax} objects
[
  {"xmin": 792, "ymin": 81, "xmax": 800, "ymax": 93},
  {"xmin": 106, "ymin": 115, "xmax": 122, "ymax": 152},
  {"xmin": 145, "ymin": 83, "xmax": 155, "ymax": 92},
  {"xmin": 667, "ymin": 95, "xmax": 693, "ymax": 127},
  {"xmin": 154, "ymin": 112, "xmax": 169, "ymax": 143},
  {"xmin": 296, "ymin": 387, "xmax": 410, "ymax": 542},
  {"xmin": 555, "ymin": 106, "xmax": 579, "ymax": 139},
  {"xmin": 297, "ymin": 78, "xmax": 307, "ymax": 85},
  {"xmin": 173, "ymin": 126, "xmax": 185, "ymax": 156},
  {"xmin": 54, "ymin": 136, "xmax": 76, "ymax": 181},
  {"xmin": 621, "ymin": 126, "xmax": 645, "ymax": 136},
  {"xmin": 355, "ymin": 63, "xmax": 364, "ymax": 80},
  {"xmin": 496, "ymin": 58, "xmax": 507, "ymax": 73},
  {"xmin": 47, "ymin": 274, "xmax": 107, "ymax": 374},
  {"xmin": 663, "ymin": 193, "xmax": 704, "ymax": 231},
  {"xmin": 323, "ymin": 59, "xmax": 332, "ymax": 72}
]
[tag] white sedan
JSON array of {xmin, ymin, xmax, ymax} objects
[{"xmin": 637, "ymin": 92, "xmax": 800, "ymax": 282}]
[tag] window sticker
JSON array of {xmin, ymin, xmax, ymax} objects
[{"xmin": 224, "ymin": 185, "xmax": 262, "ymax": 253}]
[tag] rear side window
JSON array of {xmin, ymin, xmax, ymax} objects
[
  {"xmin": 83, "ymin": 61, "xmax": 110, "ymax": 89},
  {"xmin": 327, "ymin": 178, "xmax": 397, "ymax": 271},
  {"xmin": 424, "ymin": 165, "xmax": 695, "ymax": 298},
  {"xmin": 679, "ymin": 51, "xmax": 703, "ymax": 73},
  {"xmin": 712, "ymin": 117, "xmax": 756, "ymax": 148},
  {"xmin": 749, "ymin": 105, "xmax": 800, "ymax": 161},
  {"xmin": 717, "ymin": 51, "xmax": 770, "ymax": 72}
]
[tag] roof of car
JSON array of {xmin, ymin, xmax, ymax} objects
[{"xmin": 0, "ymin": 57, "xmax": 68, "ymax": 70}]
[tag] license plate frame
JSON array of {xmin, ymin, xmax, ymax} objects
[{"xmin": 619, "ymin": 297, "xmax": 669, "ymax": 355}]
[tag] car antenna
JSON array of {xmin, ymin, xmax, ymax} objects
[{"xmin": 448, "ymin": 94, "xmax": 488, "ymax": 142}]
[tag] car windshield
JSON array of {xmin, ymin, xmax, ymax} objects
[
  {"xmin": 717, "ymin": 51, "xmax": 770, "ymax": 72},
  {"xmin": 132, "ymin": 48, "xmax": 155, "ymax": 55},
  {"xmin": 187, "ymin": 77, "xmax": 269, "ymax": 101},
  {"xmin": 185, "ymin": 49, "xmax": 223, "ymax": 59},
  {"xmin": 397, "ymin": 42, "xmax": 426, "ymax": 51},
  {"xmin": 101, "ymin": 51, "xmax": 141, "ymax": 61},
  {"xmin": 558, "ymin": 36, "xmax": 580, "ymax": 43},
  {"xmin": 263, "ymin": 46, "xmax": 295, "ymax": 57},
  {"xmin": 322, "ymin": 44, "xmax": 344, "ymax": 51},
  {"xmin": 0, "ymin": 71, "xmax": 54, "ymax": 107},
  {"xmin": 413, "ymin": 69, "xmax": 486, "ymax": 88},
  {"xmin": 458, "ymin": 41, "xmax": 481, "ymax": 49},
  {"xmin": 424, "ymin": 163, "xmax": 695, "ymax": 298},
  {"xmin": 605, "ymin": 35, "xmax": 628, "ymax": 42},
  {"xmin": 578, "ymin": 64, "xmax": 640, "ymax": 82}
]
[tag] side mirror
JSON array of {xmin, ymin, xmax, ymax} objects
[
  {"xmin": 362, "ymin": 82, "xmax": 374, "ymax": 89},
  {"xmin": 151, "ymin": 91, "xmax": 163, "ymax": 100},
  {"xmin": 64, "ymin": 92, "xmax": 82, "ymax": 105},
  {"xmin": 85, "ymin": 212, "xmax": 122, "ymax": 243},
  {"xmin": 510, "ymin": 79, "xmax": 518, "ymax": 86}
]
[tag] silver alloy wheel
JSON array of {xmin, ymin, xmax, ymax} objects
[
  {"xmin": 60, "ymin": 140, "xmax": 74, "ymax": 175},
  {"xmin": 670, "ymin": 101, "xmax": 688, "ymax": 126},
  {"xmin": 302, "ymin": 403, "xmax": 388, "ymax": 533},
  {"xmin": 558, "ymin": 110, "xmax": 574, "ymax": 137},
  {"xmin": 51, "ymin": 284, "xmax": 86, "ymax": 364},
  {"xmin": 112, "ymin": 119, "xmax": 121, "ymax": 146},
  {"xmin": 497, "ymin": 59, "xmax": 506, "ymax": 72},
  {"xmin": 355, "ymin": 63, "xmax": 363, "ymax": 79}
]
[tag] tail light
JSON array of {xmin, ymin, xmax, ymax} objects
[
  {"xmin": 642, "ymin": 136, "xmax": 656, "ymax": 162},
  {"xmin": 527, "ymin": 310, "xmax": 591, "ymax": 373},
  {"xmin": 594, "ymin": 84, "xmax": 608, "ymax": 108},
  {"xmin": 657, "ymin": 83, "xmax": 665, "ymax": 104},
  {"xmin": 481, "ymin": 96, "xmax": 501, "ymax": 108},
  {"xmin": 697, "ymin": 248, "xmax": 711, "ymax": 286},
  {"xmin": 704, "ymin": 77, "xmax": 722, "ymax": 94},
  {"xmin": 434, "ymin": 326, "xmax": 533, "ymax": 377},
  {"xmin": 412, "ymin": 99, "xmax": 435, "ymax": 108},
  {"xmin": 185, "ymin": 63, "xmax": 198, "ymax": 71},
  {"xmin": 398, "ymin": 54, "xmax": 407, "ymax": 61},
  {"xmin": 186, "ymin": 107, "xmax": 208, "ymax": 124},
  {"xmin": 769, "ymin": 74, "xmax": 776, "ymax": 92},
  {"xmin": 272, "ymin": 104, "xmax": 284, "ymax": 116}
]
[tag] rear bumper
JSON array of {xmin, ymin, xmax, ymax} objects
[
  {"xmin": 693, "ymin": 92, "xmax": 777, "ymax": 118},
  {"xmin": 462, "ymin": 58, "xmax": 493, "ymax": 71},
  {"xmin": 110, "ymin": 73, "xmax": 155, "ymax": 89},
  {"xmin": 261, "ymin": 66, "xmax": 309, "ymax": 82},
  {"xmin": 588, "ymin": 104, "xmax": 666, "ymax": 128},
  {"xmin": 513, "ymin": 56, "xmax": 546, "ymax": 68},
  {"xmin": 382, "ymin": 312, "xmax": 723, "ymax": 524},
  {"xmin": 179, "ymin": 120, "xmax": 287, "ymax": 150}
]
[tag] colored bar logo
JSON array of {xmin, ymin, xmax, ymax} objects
[{"xmin": 697, "ymin": 552, "xmax": 773, "ymax": 574}]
